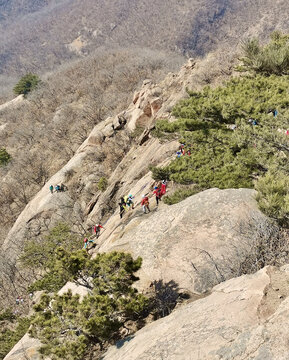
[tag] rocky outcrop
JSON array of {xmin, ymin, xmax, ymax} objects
[
  {"xmin": 102, "ymin": 265, "xmax": 289, "ymax": 360},
  {"xmin": 97, "ymin": 188, "xmax": 270, "ymax": 294},
  {"xmin": 0, "ymin": 95, "xmax": 24, "ymax": 113},
  {"xmin": 3, "ymin": 333, "xmax": 42, "ymax": 360}
]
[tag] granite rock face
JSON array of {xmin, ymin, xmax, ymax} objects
[
  {"xmin": 102, "ymin": 266, "xmax": 289, "ymax": 360},
  {"xmin": 99, "ymin": 188, "xmax": 270, "ymax": 294}
]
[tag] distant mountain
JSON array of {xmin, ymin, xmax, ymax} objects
[
  {"xmin": 0, "ymin": 0, "xmax": 52, "ymax": 21},
  {"xmin": 0, "ymin": 0, "xmax": 289, "ymax": 91}
]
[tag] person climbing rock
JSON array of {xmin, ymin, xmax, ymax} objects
[
  {"xmin": 119, "ymin": 197, "xmax": 127, "ymax": 219},
  {"xmin": 141, "ymin": 195, "xmax": 150, "ymax": 214},
  {"xmin": 161, "ymin": 180, "xmax": 167, "ymax": 196},
  {"xmin": 126, "ymin": 194, "xmax": 135, "ymax": 209},
  {"xmin": 49, "ymin": 185, "xmax": 54, "ymax": 194},
  {"xmin": 94, "ymin": 223, "xmax": 104, "ymax": 237},
  {"xmin": 83, "ymin": 237, "xmax": 94, "ymax": 251},
  {"xmin": 153, "ymin": 186, "xmax": 162, "ymax": 206}
]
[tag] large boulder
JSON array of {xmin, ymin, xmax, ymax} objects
[
  {"xmin": 102, "ymin": 265, "xmax": 289, "ymax": 360},
  {"xmin": 99, "ymin": 188, "xmax": 271, "ymax": 294}
]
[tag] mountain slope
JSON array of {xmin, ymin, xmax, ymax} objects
[{"xmin": 1, "ymin": 0, "xmax": 289, "ymax": 95}]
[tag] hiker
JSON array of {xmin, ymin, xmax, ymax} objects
[
  {"xmin": 94, "ymin": 223, "xmax": 104, "ymax": 237},
  {"xmin": 153, "ymin": 186, "xmax": 162, "ymax": 206},
  {"xmin": 187, "ymin": 150, "xmax": 191, "ymax": 156},
  {"xmin": 248, "ymin": 118, "xmax": 258, "ymax": 126},
  {"xmin": 176, "ymin": 151, "xmax": 182, "ymax": 158},
  {"xmin": 16, "ymin": 297, "xmax": 20, "ymax": 305},
  {"xmin": 268, "ymin": 109, "xmax": 278, "ymax": 117},
  {"xmin": 49, "ymin": 185, "xmax": 53, "ymax": 194},
  {"xmin": 55, "ymin": 184, "xmax": 60, "ymax": 192},
  {"xmin": 83, "ymin": 237, "xmax": 94, "ymax": 250},
  {"xmin": 180, "ymin": 144, "xmax": 185, "ymax": 155},
  {"xmin": 161, "ymin": 180, "xmax": 167, "ymax": 195},
  {"xmin": 119, "ymin": 197, "xmax": 127, "ymax": 219},
  {"xmin": 60, "ymin": 183, "xmax": 66, "ymax": 192},
  {"xmin": 126, "ymin": 194, "xmax": 135, "ymax": 209},
  {"xmin": 141, "ymin": 195, "xmax": 150, "ymax": 213}
]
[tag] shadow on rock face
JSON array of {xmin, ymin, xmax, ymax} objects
[{"xmin": 116, "ymin": 335, "xmax": 135, "ymax": 349}]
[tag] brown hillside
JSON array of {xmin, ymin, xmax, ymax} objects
[{"xmin": 0, "ymin": 0, "xmax": 289, "ymax": 95}]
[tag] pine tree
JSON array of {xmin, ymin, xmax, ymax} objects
[{"xmin": 13, "ymin": 73, "xmax": 40, "ymax": 96}]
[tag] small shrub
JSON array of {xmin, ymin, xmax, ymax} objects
[
  {"xmin": 97, "ymin": 177, "xmax": 108, "ymax": 192},
  {"xmin": 0, "ymin": 148, "xmax": 11, "ymax": 166}
]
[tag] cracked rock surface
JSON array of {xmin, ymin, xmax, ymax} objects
[{"xmin": 102, "ymin": 266, "xmax": 289, "ymax": 360}]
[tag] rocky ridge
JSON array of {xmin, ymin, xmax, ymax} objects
[{"xmin": 2, "ymin": 56, "xmax": 289, "ymax": 359}]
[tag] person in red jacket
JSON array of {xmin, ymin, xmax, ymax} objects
[
  {"xmin": 94, "ymin": 224, "xmax": 104, "ymax": 238},
  {"xmin": 161, "ymin": 180, "xmax": 167, "ymax": 195},
  {"xmin": 141, "ymin": 195, "xmax": 150, "ymax": 213},
  {"xmin": 153, "ymin": 186, "xmax": 162, "ymax": 206}
]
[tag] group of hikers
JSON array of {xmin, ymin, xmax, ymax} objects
[
  {"xmin": 49, "ymin": 183, "xmax": 67, "ymax": 193},
  {"xmin": 176, "ymin": 144, "xmax": 191, "ymax": 158},
  {"xmin": 15, "ymin": 293, "xmax": 33, "ymax": 306},
  {"xmin": 119, "ymin": 180, "xmax": 167, "ymax": 217},
  {"xmin": 83, "ymin": 181, "xmax": 167, "ymax": 251}
]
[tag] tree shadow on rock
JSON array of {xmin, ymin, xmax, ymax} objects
[
  {"xmin": 115, "ymin": 335, "xmax": 135, "ymax": 349},
  {"xmin": 150, "ymin": 279, "xmax": 189, "ymax": 319}
]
